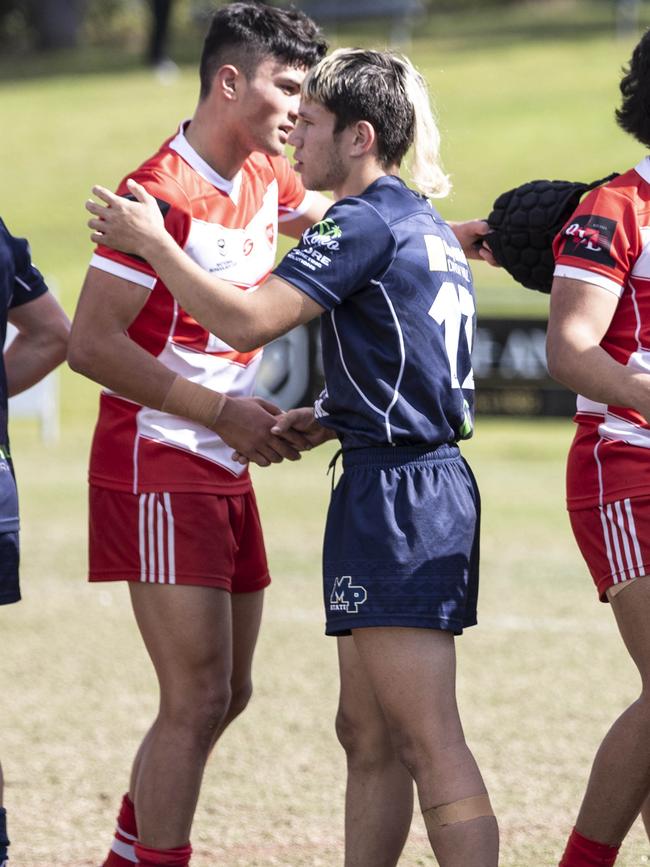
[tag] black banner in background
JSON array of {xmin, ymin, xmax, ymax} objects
[
  {"xmin": 256, "ymin": 317, "xmax": 575, "ymax": 418},
  {"xmin": 473, "ymin": 317, "xmax": 575, "ymax": 417}
]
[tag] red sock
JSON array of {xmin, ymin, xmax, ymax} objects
[
  {"xmin": 559, "ymin": 827, "xmax": 620, "ymax": 866},
  {"xmin": 102, "ymin": 793, "xmax": 138, "ymax": 867},
  {"xmin": 134, "ymin": 843, "xmax": 192, "ymax": 867}
]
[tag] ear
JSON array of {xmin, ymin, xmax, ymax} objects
[
  {"xmin": 211, "ymin": 64, "xmax": 242, "ymax": 102},
  {"xmin": 349, "ymin": 120, "xmax": 377, "ymax": 157}
]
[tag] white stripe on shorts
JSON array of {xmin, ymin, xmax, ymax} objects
[
  {"xmin": 600, "ymin": 497, "xmax": 645, "ymax": 585},
  {"xmin": 138, "ymin": 492, "xmax": 176, "ymax": 584},
  {"xmin": 163, "ymin": 492, "xmax": 176, "ymax": 584}
]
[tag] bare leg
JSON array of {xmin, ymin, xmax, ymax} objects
[
  {"xmin": 337, "ymin": 636, "xmax": 413, "ymax": 867},
  {"xmin": 573, "ymin": 578, "xmax": 650, "ymax": 844},
  {"xmin": 641, "ymin": 793, "xmax": 650, "ymax": 841},
  {"xmin": 128, "ymin": 589, "xmax": 265, "ymax": 799},
  {"xmin": 211, "ymin": 589, "xmax": 264, "ymax": 741},
  {"xmin": 128, "ymin": 584, "xmax": 235, "ymax": 849},
  {"xmin": 352, "ymin": 627, "xmax": 498, "ymax": 867}
]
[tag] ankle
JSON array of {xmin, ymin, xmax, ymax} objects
[
  {"xmin": 135, "ymin": 842, "xmax": 192, "ymax": 867},
  {"xmin": 559, "ymin": 827, "xmax": 620, "ymax": 866}
]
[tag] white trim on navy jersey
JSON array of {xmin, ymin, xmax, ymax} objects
[
  {"xmin": 329, "ymin": 278, "xmax": 406, "ymax": 444},
  {"xmin": 14, "ymin": 275, "xmax": 32, "ymax": 292}
]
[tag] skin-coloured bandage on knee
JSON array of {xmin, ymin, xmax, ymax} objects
[
  {"xmin": 161, "ymin": 374, "xmax": 227, "ymax": 429},
  {"xmin": 423, "ymin": 794, "xmax": 494, "ymax": 828}
]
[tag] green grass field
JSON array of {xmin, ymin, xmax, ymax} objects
[
  {"xmin": 3, "ymin": 419, "xmax": 649, "ymax": 866},
  {"xmin": 3, "ymin": 2, "xmax": 650, "ymax": 864}
]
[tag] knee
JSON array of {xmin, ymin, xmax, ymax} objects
[
  {"xmin": 335, "ymin": 707, "xmax": 395, "ymax": 770},
  {"xmin": 164, "ymin": 682, "xmax": 232, "ymax": 744},
  {"xmin": 225, "ymin": 680, "xmax": 253, "ymax": 723},
  {"xmin": 195, "ymin": 683, "xmax": 232, "ymax": 737},
  {"xmin": 390, "ymin": 726, "xmax": 469, "ymax": 781}
]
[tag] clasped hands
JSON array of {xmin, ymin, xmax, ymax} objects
[{"xmin": 216, "ymin": 398, "xmax": 334, "ymax": 468}]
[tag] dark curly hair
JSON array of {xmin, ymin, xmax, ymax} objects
[
  {"xmin": 616, "ymin": 27, "xmax": 650, "ymax": 147},
  {"xmin": 199, "ymin": 1, "xmax": 327, "ymax": 100}
]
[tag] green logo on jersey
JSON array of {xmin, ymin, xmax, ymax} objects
[
  {"xmin": 302, "ymin": 217, "xmax": 343, "ymax": 251},
  {"xmin": 312, "ymin": 218, "xmax": 342, "ymax": 240}
]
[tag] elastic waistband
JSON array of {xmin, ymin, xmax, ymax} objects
[{"xmin": 342, "ymin": 443, "xmax": 460, "ymax": 469}]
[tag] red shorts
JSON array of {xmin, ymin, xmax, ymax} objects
[
  {"xmin": 89, "ymin": 485, "xmax": 270, "ymax": 593},
  {"xmin": 569, "ymin": 495, "xmax": 650, "ymax": 600}
]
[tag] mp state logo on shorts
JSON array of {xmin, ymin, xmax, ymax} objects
[{"xmin": 329, "ymin": 575, "xmax": 367, "ymax": 614}]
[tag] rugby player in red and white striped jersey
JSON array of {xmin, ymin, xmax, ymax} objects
[
  {"xmin": 68, "ymin": 5, "xmax": 329, "ymax": 866},
  {"xmin": 549, "ymin": 26, "xmax": 650, "ymax": 867}
]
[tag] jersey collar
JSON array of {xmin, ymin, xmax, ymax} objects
[
  {"xmin": 169, "ymin": 121, "xmax": 243, "ymax": 204},
  {"xmin": 634, "ymin": 155, "xmax": 650, "ymax": 186}
]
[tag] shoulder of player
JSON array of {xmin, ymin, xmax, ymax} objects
[
  {"xmin": 124, "ymin": 168, "xmax": 192, "ymax": 215},
  {"xmin": 355, "ymin": 176, "xmax": 434, "ymax": 228},
  {"xmin": 118, "ymin": 139, "xmax": 196, "ymax": 213},
  {"xmin": 579, "ymin": 166, "xmax": 647, "ymax": 217}
]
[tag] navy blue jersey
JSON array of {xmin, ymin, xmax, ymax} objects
[
  {"xmin": 274, "ymin": 175, "xmax": 476, "ymax": 448},
  {"xmin": 0, "ymin": 218, "xmax": 48, "ymax": 445}
]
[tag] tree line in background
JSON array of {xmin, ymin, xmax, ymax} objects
[{"xmin": 0, "ymin": 0, "xmax": 637, "ymax": 53}]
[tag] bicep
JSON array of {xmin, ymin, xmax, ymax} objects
[
  {"xmin": 8, "ymin": 292, "xmax": 70, "ymax": 337},
  {"xmin": 547, "ymin": 276, "xmax": 619, "ymax": 351},
  {"xmin": 71, "ymin": 267, "xmax": 150, "ymax": 338}
]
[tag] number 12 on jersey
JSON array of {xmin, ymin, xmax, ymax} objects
[{"xmin": 428, "ymin": 280, "xmax": 475, "ymax": 390}]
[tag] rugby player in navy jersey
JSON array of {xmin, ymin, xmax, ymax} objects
[
  {"xmin": 0, "ymin": 218, "xmax": 70, "ymax": 866},
  {"xmin": 87, "ymin": 48, "xmax": 498, "ymax": 866}
]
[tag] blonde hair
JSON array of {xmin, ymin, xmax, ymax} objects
[{"xmin": 303, "ymin": 47, "xmax": 451, "ymax": 199}]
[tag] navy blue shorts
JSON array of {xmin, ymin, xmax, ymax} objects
[
  {"xmin": 0, "ymin": 531, "xmax": 20, "ymax": 605},
  {"xmin": 0, "ymin": 454, "xmax": 20, "ymax": 605},
  {"xmin": 323, "ymin": 444, "xmax": 480, "ymax": 636}
]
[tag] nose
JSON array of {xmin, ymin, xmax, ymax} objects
[
  {"xmin": 287, "ymin": 126, "xmax": 300, "ymax": 147},
  {"xmin": 288, "ymin": 93, "xmax": 300, "ymax": 124}
]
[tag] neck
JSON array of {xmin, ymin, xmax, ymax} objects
[
  {"xmin": 184, "ymin": 102, "xmax": 250, "ymax": 180},
  {"xmin": 333, "ymin": 162, "xmax": 398, "ymax": 200}
]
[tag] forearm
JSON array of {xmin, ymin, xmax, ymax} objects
[
  {"xmin": 547, "ymin": 333, "xmax": 650, "ymax": 414},
  {"xmin": 5, "ymin": 330, "xmax": 67, "ymax": 397},
  {"xmin": 143, "ymin": 234, "xmax": 264, "ymax": 349},
  {"xmin": 87, "ymin": 181, "xmax": 322, "ymax": 349},
  {"xmin": 68, "ymin": 327, "xmax": 223, "ymax": 432}
]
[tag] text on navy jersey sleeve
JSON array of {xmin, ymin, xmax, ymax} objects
[{"xmin": 273, "ymin": 197, "xmax": 397, "ymax": 310}]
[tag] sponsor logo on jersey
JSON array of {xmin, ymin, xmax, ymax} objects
[
  {"xmin": 302, "ymin": 217, "xmax": 342, "ymax": 251},
  {"xmin": 216, "ymin": 238, "xmax": 226, "ymax": 256},
  {"xmin": 424, "ymin": 234, "xmax": 470, "ymax": 282},
  {"xmin": 329, "ymin": 575, "xmax": 367, "ymax": 613},
  {"xmin": 266, "ymin": 223, "xmax": 275, "ymax": 246},
  {"xmin": 560, "ymin": 214, "xmax": 617, "ymax": 266},
  {"xmin": 243, "ymin": 238, "xmax": 254, "ymax": 256}
]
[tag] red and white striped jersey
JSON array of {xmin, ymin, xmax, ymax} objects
[
  {"xmin": 88, "ymin": 122, "xmax": 312, "ymax": 494},
  {"xmin": 553, "ymin": 157, "xmax": 650, "ymax": 508}
]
